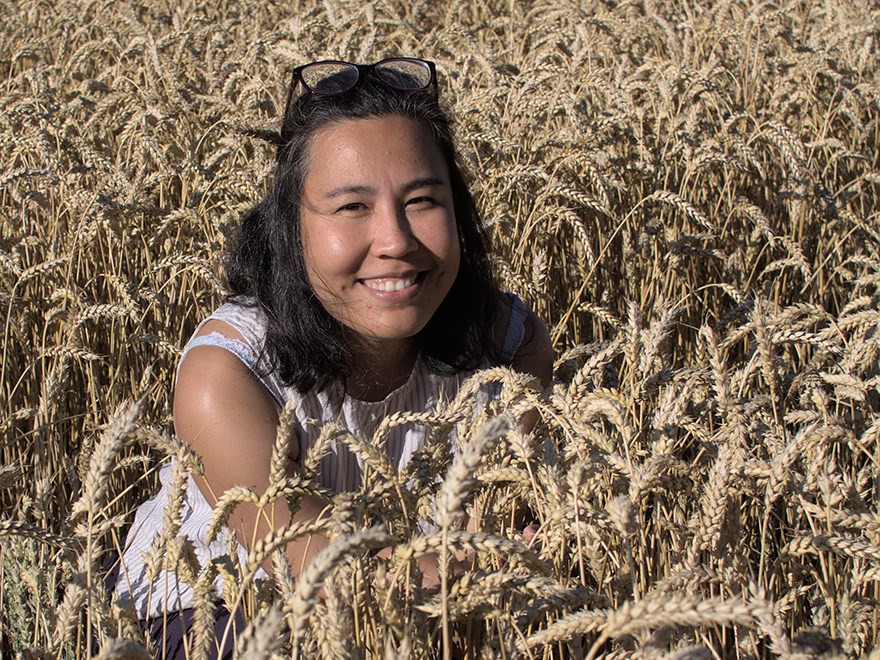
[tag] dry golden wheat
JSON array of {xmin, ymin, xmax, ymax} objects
[{"xmin": 2, "ymin": 0, "xmax": 879, "ymax": 656}]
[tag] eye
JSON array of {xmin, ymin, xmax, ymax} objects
[
  {"xmin": 336, "ymin": 201, "xmax": 368, "ymax": 214},
  {"xmin": 405, "ymin": 196, "xmax": 440, "ymax": 210}
]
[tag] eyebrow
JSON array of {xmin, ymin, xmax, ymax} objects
[
  {"xmin": 403, "ymin": 177, "xmax": 445, "ymax": 193},
  {"xmin": 323, "ymin": 177, "xmax": 446, "ymax": 199}
]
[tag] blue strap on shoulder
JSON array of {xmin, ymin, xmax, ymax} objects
[
  {"xmin": 179, "ymin": 333, "xmax": 285, "ymax": 405},
  {"xmin": 183, "ymin": 333, "xmax": 258, "ymax": 369},
  {"xmin": 500, "ymin": 293, "xmax": 528, "ymax": 362}
]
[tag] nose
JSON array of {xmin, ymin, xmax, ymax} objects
[{"xmin": 371, "ymin": 202, "xmax": 419, "ymax": 257}]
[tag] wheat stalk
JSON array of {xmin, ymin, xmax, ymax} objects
[{"xmin": 286, "ymin": 527, "xmax": 392, "ymax": 653}]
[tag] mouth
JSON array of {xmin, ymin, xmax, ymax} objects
[{"xmin": 360, "ymin": 272, "xmax": 424, "ymax": 292}]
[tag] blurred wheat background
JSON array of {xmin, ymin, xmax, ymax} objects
[{"xmin": 2, "ymin": 0, "xmax": 879, "ymax": 657}]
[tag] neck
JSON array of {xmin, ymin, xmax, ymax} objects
[{"xmin": 345, "ymin": 336, "xmax": 418, "ymax": 402}]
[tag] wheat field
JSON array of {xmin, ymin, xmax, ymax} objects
[{"xmin": 2, "ymin": 0, "xmax": 879, "ymax": 657}]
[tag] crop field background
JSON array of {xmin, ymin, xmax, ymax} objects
[{"xmin": 2, "ymin": 0, "xmax": 879, "ymax": 657}]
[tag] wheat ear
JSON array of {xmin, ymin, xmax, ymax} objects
[
  {"xmin": 234, "ymin": 602, "xmax": 285, "ymax": 659},
  {"xmin": 91, "ymin": 637, "xmax": 151, "ymax": 659},
  {"xmin": 435, "ymin": 415, "xmax": 511, "ymax": 530},
  {"xmin": 287, "ymin": 526, "xmax": 392, "ymax": 654},
  {"xmin": 520, "ymin": 592, "xmax": 767, "ymax": 654},
  {"xmin": 70, "ymin": 399, "xmax": 142, "ymax": 521}
]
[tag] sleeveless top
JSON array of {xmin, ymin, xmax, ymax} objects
[{"xmin": 116, "ymin": 294, "xmax": 528, "ymax": 619}]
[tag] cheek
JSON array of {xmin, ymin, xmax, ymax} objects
[
  {"xmin": 300, "ymin": 221, "xmax": 332, "ymax": 290},
  {"xmin": 301, "ymin": 222, "xmax": 359, "ymax": 289},
  {"xmin": 419, "ymin": 210, "xmax": 459, "ymax": 259}
]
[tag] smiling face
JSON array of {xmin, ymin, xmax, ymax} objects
[{"xmin": 298, "ymin": 114, "xmax": 461, "ymax": 356}]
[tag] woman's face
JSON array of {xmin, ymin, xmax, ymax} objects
[{"xmin": 299, "ymin": 114, "xmax": 460, "ymax": 352}]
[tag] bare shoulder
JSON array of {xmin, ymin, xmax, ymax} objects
[
  {"xmin": 174, "ymin": 319, "xmax": 273, "ymax": 425},
  {"xmin": 497, "ymin": 294, "xmax": 554, "ymax": 388},
  {"xmin": 173, "ymin": 320, "xmax": 288, "ymax": 499}
]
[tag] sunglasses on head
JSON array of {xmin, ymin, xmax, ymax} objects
[{"xmin": 286, "ymin": 57, "xmax": 437, "ymax": 105}]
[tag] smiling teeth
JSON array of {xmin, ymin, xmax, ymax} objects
[{"xmin": 365, "ymin": 278, "xmax": 415, "ymax": 292}]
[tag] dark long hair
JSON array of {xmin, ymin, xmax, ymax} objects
[{"xmin": 225, "ymin": 73, "xmax": 503, "ymax": 392}]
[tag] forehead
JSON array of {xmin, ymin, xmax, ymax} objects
[{"xmin": 303, "ymin": 115, "xmax": 449, "ymax": 185}]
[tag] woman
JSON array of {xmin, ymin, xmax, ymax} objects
[{"xmin": 115, "ymin": 57, "xmax": 553, "ymax": 656}]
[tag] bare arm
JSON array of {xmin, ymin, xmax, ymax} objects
[
  {"xmin": 495, "ymin": 295, "xmax": 553, "ymax": 430},
  {"xmin": 511, "ymin": 306, "xmax": 553, "ymax": 541},
  {"xmin": 511, "ymin": 306, "xmax": 553, "ymax": 389},
  {"xmin": 468, "ymin": 298, "xmax": 554, "ymax": 541},
  {"xmin": 173, "ymin": 319, "xmax": 330, "ymax": 576}
]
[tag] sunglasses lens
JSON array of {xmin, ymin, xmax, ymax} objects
[
  {"xmin": 299, "ymin": 62, "xmax": 360, "ymax": 95},
  {"xmin": 374, "ymin": 59, "xmax": 433, "ymax": 90}
]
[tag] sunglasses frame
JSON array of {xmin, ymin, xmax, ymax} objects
[{"xmin": 284, "ymin": 57, "xmax": 437, "ymax": 114}]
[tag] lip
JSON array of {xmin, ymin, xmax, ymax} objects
[{"xmin": 358, "ymin": 271, "xmax": 426, "ymax": 299}]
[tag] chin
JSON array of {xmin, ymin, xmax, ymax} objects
[{"xmin": 355, "ymin": 318, "xmax": 431, "ymax": 344}]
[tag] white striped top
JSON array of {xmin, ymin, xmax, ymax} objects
[{"xmin": 116, "ymin": 295, "xmax": 528, "ymax": 619}]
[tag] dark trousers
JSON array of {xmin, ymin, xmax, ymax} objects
[
  {"xmin": 146, "ymin": 605, "xmax": 240, "ymax": 660},
  {"xmin": 102, "ymin": 550, "xmax": 241, "ymax": 659}
]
